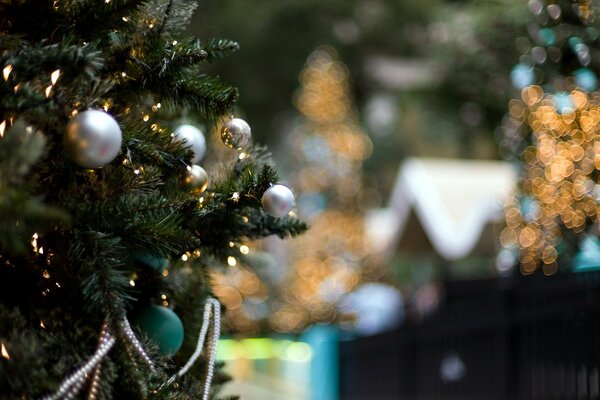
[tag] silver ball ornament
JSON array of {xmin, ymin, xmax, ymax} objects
[
  {"xmin": 220, "ymin": 118, "xmax": 251, "ymax": 149},
  {"xmin": 262, "ymin": 184, "xmax": 295, "ymax": 217},
  {"xmin": 173, "ymin": 124, "xmax": 206, "ymax": 163},
  {"xmin": 64, "ymin": 109, "xmax": 122, "ymax": 168},
  {"xmin": 181, "ymin": 165, "xmax": 209, "ymax": 195}
]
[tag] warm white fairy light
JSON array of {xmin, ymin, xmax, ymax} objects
[
  {"xmin": 1, "ymin": 343, "xmax": 9, "ymax": 359},
  {"xmin": 142, "ymin": 114, "xmax": 149, "ymax": 122},
  {"xmin": 231, "ymin": 192, "xmax": 240, "ymax": 202},
  {"xmin": 40, "ymin": 320, "xmax": 46, "ymax": 329},
  {"xmin": 181, "ymin": 254, "xmax": 189, "ymax": 261},
  {"xmin": 0, "ymin": 120, "xmax": 6, "ymax": 138},
  {"xmin": 13, "ymin": 84, "xmax": 19, "ymax": 93},
  {"xmin": 129, "ymin": 280, "xmax": 135, "ymax": 287},
  {"xmin": 3, "ymin": 64, "xmax": 12, "ymax": 81},
  {"xmin": 50, "ymin": 69, "xmax": 61, "ymax": 85},
  {"xmin": 31, "ymin": 233, "xmax": 38, "ymax": 253},
  {"xmin": 240, "ymin": 245, "xmax": 250, "ymax": 255},
  {"xmin": 227, "ymin": 256, "xmax": 237, "ymax": 266},
  {"xmin": 44, "ymin": 85, "xmax": 52, "ymax": 98}
]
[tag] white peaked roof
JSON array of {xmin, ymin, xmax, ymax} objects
[{"xmin": 366, "ymin": 157, "xmax": 517, "ymax": 261}]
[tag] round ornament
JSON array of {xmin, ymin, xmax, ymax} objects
[
  {"xmin": 220, "ymin": 118, "xmax": 251, "ymax": 149},
  {"xmin": 134, "ymin": 254, "xmax": 169, "ymax": 273},
  {"xmin": 181, "ymin": 164, "xmax": 209, "ymax": 195},
  {"xmin": 173, "ymin": 124, "xmax": 206, "ymax": 163},
  {"xmin": 135, "ymin": 305, "xmax": 184, "ymax": 355},
  {"xmin": 262, "ymin": 184, "xmax": 295, "ymax": 217},
  {"xmin": 64, "ymin": 109, "xmax": 122, "ymax": 168}
]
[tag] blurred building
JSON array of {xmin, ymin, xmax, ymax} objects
[{"xmin": 366, "ymin": 157, "xmax": 517, "ymax": 262}]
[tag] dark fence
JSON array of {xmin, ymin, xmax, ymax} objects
[{"xmin": 339, "ymin": 272, "xmax": 600, "ymax": 400}]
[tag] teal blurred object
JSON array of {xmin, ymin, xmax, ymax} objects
[
  {"xmin": 539, "ymin": 28, "xmax": 556, "ymax": 46},
  {"xmin": 134, "ymin": 253, "xmax": 169, "ymax": 272},
  {"xmin": 510, "ymin": 63, "xmax": 535, "ymax": 89},
  {"xmin": 573, "ymin": 235, "xmax": 600, "ymax": 272},
  {"xmin": 135, "ymin": 305, "xmax": 184, "ymax": 354},
  {"xmin": 574, "ymin": 68, "xmax": 598, "ymax": 91},
  {"xmin": 552, "ymin": 92, "xmax": 574, "ymax": 114},
  {"xmin": 301, "ymin": 325, "xmax": 339, "ymax": 400}
]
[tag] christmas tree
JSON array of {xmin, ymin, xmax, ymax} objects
[
  {"xmin": 0, "ymin": 1, "xmax": 305, "ymax": 398},
  {"xmin": 501, "ymin": 0, "xmax": 600, "ymax": 274},
  {"xmin": 210, "ymin": 48, "xmax": 387, "ymax": 334}
]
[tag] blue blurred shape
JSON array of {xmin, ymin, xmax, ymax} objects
[
  {"xmin": 301, "ymin": 325, "xmax": 339, "ymax": 400},
  {"xmin": 552, "ymin": 92, "xmax": 574, "ymax": 114},
  {"xmin": 539, "ymin": 28, "xmax": 556, "ymax": 46},
  {"xmin": 574, "ymin": 68, "xmax": 598, "ymax": 92},
  {"xmin": 573, "ymin": 235, "xmax": 600, "ymax": 272},
  {"xmin": 511, "ymin": 64, "xmax": 535, "ymax": 89}
]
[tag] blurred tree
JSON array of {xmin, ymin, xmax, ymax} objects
[{"xmin": 191, "ymin": 0, "xmax": 437, "ymax": 144}]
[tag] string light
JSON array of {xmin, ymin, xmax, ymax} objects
[
  {"xmin": 0, "ymin": 120, "xmax": 5, "ymax": 138},
  {"xmin": 44, "ymin": 85, "xmax": 52, "ymax": 98},
  {"xmin": 1, "ymin": 343, "xmax": 9, "ymax": 359},
  {"xmin": 505, "ymin": 88, "xmax": 600, "ymax": 272},
  {"xmin": 227, "ymin": 256, "xmax": 237, "ymax": 267},
  {"xmin": 50, "ymin": 69, "xmax": 60, "ymax": 85},
  {"xmin": 240, "ymin": 245, "xmax": 250, "ymax": 255},
  {"xmin": 3, "ymin": 64, "xmax": 12, "ymax": 81}
]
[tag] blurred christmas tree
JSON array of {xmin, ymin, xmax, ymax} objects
[
  {"xmin": 212, "ymin": 47, "xmax": 399, "ymax": 334},
  {"xmin": 500, "ymin": 0, "xmax": 600, "ymax": 274},
  {"xmin": 0, "ymin": 0, "xmax": 305, "ymax": 398}
]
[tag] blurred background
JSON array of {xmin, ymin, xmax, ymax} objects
[{"xmin": 188, "ymin": 1, "xmax": 600, "ymax": 399}]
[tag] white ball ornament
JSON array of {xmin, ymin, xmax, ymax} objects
[
  {"xmin": 64, "ymin": 109, "xmax": 122, "ymax": 168},
  {"xmin": 220, "ymin": 118, "xmax": 251, "ymax": 149},
  {"xmin": 262, "ymin": 184, "xmax": 295, "ymax": 217},
  {"xmin": 173, "ymin": 124, "xmax": 206, "ymax": 163}
]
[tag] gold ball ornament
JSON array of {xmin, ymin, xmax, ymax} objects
[
  {"xmin": 181, "ymin": 165, "xmax": 209, "ymax": 195},
  {"xmin": 220, "ymin": 118, "xmax": 251, "ymax": 149}
]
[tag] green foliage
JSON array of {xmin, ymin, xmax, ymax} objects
[{"xmin": 0, "ymin": 0, "xmax": 305, "ymax": 398}]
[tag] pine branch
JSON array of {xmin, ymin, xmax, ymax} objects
[{"xmin": 202, "ymin": 38, "xmax": 240, "ymax": 62}]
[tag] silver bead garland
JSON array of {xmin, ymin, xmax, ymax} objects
[
  {"xmin": 41, "ymin": 322, "xmax": 115, "ymax": 400},
  {"xmin": 86, "ymin": 363, "xmax": 102, "ymax": 400},
  {"xmin": 119, "ymin": 317, "xmax": 155, "ymax": 371},
  {"xmin": 202, "ymin": 298, "xmax": 221, "ymax": 400},
  {"xmin": 162, "ymin": 297, "xmax": 221, "ymax": 400},
  {"xmin": 40, "ymin": 298, "xmax": 222, "ymax": 400}
]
